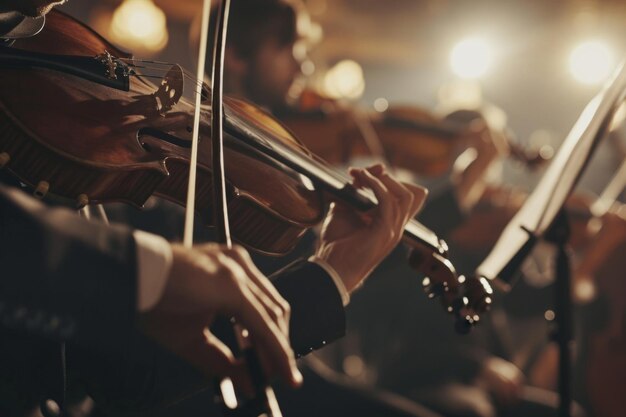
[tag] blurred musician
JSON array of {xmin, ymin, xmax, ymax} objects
[
  {"xmin": 196, "ymin": 2, "xmax": 594, "ymax": 417},
  {"xmin": 196, "ymin": 1, "xmax": 487, "ymax": 417}
]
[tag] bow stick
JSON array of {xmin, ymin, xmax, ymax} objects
[{"xmin": 184, "ymin": 0, "xmax": 283, "ymax": 415}]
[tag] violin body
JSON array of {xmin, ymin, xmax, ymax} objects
[
  {"xmin": 0, "ymin": 10, "xmax": 473, "ymax": 328},
  {"xmin": 0, "ymin": 10, "xmax": 323, "ymax": 255}
]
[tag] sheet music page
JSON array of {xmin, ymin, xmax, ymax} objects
[{"xmin": 476, "ymin": 61, "xmax": 626, "ymax": 284}]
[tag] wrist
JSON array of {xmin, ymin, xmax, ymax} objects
[{"xmin": 315, "ymin": 242, "xmax": 370, "ymax": 293}]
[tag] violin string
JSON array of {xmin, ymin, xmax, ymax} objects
[
  {"xmin": 258, "ymin": 131, "xmax": 355, "ymax": 183},
  {"xmin": 126, "ymin": 71, "xmax": 353, "ymax": 175},
  {"xmin": 118, "ymin": 56, "xmax": 207, "ymax": 86},
  {"xmin": 127, "ymin": 62, "xmax": 203, "ymax": 83},
  {"xmin": 127, "ymin": 65, "xmax": 207, "ymax": 90},
  {"xmin": 120, "ymin": 57, "xmax": 175, "ymax": 65},
  {"xmin": 121, "ymin": 58, "xmax": 208, "ymax": 88},
  {"xmin": 129, "ymin": 73, "xmax": 205, "ymax": 88},
  {"xmin": 121, "ymin": 57, "xmax": 203, "ymax": 82},
  {"xmin": 115, "ymin": 58, "xmax": 368, "ymax": 207},
  {"xmin": 132, "ymin": 73, "xmax": 206, "ymax": 91},
  {"xmin": 122, "ymin": 63, "xmax": 356, "ymax": 184},
  {"xmin": 130, "ymin": 72, "xmax": 179, "ymax": 80}
]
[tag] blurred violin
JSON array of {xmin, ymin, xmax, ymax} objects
[{"xmin": 277, "ymin": 89, "xmax": 550, "ymax": 177}]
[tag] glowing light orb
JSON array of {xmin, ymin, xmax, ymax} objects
[
  {"xmin": 450, "ymin": 37, "xmax": 493, "ymax": 79},
  {"xmin": 323, "ymin": 59, "xmax": 365, "ymax": 100},
  {"xmin": 373, "ymin": 97, "xmax": 389, "ymax": 112},
  {"xmin": 569, "ymin": 41, "xmax": 614, "ymax": 85},
  {"xmin": 110, "ymin": 0, "xmax": 168, "ymax": 53}
]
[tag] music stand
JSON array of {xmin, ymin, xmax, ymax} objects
[{"xmin": 473, "ymin": 62, "xmax": 626, "ymax": 417}]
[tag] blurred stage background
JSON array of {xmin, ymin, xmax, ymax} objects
[
  {"xmin": 49, "ymin": 3, "xmax": 624, "ymax": 416},
  {"xmin": 58, "ymin": 0, "xmax": 625, "ymax": 196}
]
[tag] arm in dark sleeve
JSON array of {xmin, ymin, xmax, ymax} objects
[
  {"xmin": 271, "ymin": 260, "xmax": 346, "ymax": 357},
  {"xmin": 86, "ymin": 260, "xmax": 348, "ymax": 412},
  {"xmin": 0, "ymin": 184, "xmax": 137, "ymax": 354}
]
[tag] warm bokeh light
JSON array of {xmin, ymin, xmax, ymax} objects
[
  {"xmin": 323, "ymin": 59, "xmax": 365, "ymax": 100},
  {"xmin": 568, "ymin": 41, "xmax": 614, "ymax": 85},
  {"xmin": 450, "ymin": 37, "xmax": 493, "ymax": 79},
  {"xmin": 110, "ymin": 0, "xmax": 168, "ymax": 54},
  {"xmin": 436, "ymin": 80, "xmax": 483, "ymax": 113},
  {"xmin": 301, "ymin": 60, "xmax": 315, "ymax": 76},
  {"xmin": 373, "ymin": 97, "xmax": 389, "ymax": 112}
]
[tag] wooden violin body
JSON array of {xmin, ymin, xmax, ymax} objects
[
  {"xmin": 0, "ymin": 10, "xmax": 323, "ymax": 255},
  {"xmin": 0, "ymin": 10, "xmax": 476, "ymax": 329}
]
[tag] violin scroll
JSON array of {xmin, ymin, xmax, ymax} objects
[
  {"xmin": 453, "ymin": 275, "xmax": 493, "ymax": 334},
  {"xmin": 409, "ymin": 245, "xmax": 493, "ymax": 333},
  {"xmin": 409, "ymin": 247, "xmax": 459, "ymax": 305},
  {"xmin": 408, "ymin": 244, "xmax": 464, "ymax": 319}
]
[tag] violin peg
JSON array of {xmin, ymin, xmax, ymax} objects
[
  {"xmin": 446, "ymin": 275, "xmax": 494, "ymax": 333},
  {"xmin": 450, "ymin": 296, "xmax": 468, "ymax": 314},
  {"xmin": 33, "ymin": 181, "xmax": 50, "ymax": 199},
  {"xmin": 76, "ymin": 194, "xmax": 89, "ymax": 209},
  {"xmin": 0, "ymin": 152, "xmax": 9, "ymax": 168},
  {"xmin": 464, "ymin": 275, "xmax": 493, "ymax": 314},
  {"xmin": 422, "ymin": 277, "xmax": 448, "ymax": 299}
]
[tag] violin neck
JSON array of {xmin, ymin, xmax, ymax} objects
[
  {"xmin": 402, "ymin": 219, "xmax": 442, "ymax": 252},
  {"xmin": 225, "ymin": 113, "xmax": 444, "ymax": 254}
]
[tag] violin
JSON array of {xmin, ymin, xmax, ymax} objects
[
  {"xmin": 0, "ymin": 3, "xmax": 478, "ymax": 370},
  {"xmin": 277, "ymin": 89, "xmax": 549, "ymax": 178}
]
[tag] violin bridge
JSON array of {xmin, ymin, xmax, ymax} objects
[{"xmin": 152, "ymin": 64, "xmax": 184, "ymax": 115}]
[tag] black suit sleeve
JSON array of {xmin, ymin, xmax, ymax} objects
[
  {"xmin": 93, "ymin": 259, "xmax": 348, "ymax": 412},
  {"xmin": 270, "ymin": 260, "xmax": 346, "ymax": 357},
  {"xmin": 78, "ymin": 259, "xmax": 348, "ymax": 413},
  {"xmin": 0, "ymin": 184, "xmax": 138, "ymax": 354}
]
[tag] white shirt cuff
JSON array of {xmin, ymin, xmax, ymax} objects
[
  {"xmin": 308, "ymin": 256, "xmax": 350, "ymax": 306},
  {"xmin": 133, "ymin": 230, "xmax": 173, "ymax": 312}
]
